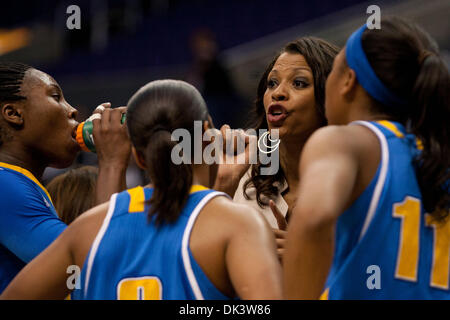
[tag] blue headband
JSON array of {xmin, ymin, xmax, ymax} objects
[{"xmin": 345, "ymin": 24, "xmax": 406, "ymax": 106}]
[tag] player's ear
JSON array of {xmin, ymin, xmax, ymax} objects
[
  {"xmin": 202, "ymin": 117, "xmax": 217, "ymax": 149},
  {"xmin": 203, "ymin": 115, "xmax": 214, "ymax": 132},
  {"xmin": 341, "ymin": 67, "xmax": 357, "ymax": 97},
  {"xmin": 1, "ymin": 103, "xmax": 24, "ymax": 127},
  {"xmin": 132, "ymin": 147, "xmax": 146, "ymax": 169}
]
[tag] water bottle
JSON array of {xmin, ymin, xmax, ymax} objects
[{"xmin": 76, "ymin": 113, "xmax": 126, "ymax": 153}]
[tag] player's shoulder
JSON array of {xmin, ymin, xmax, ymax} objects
[
  {"xmin": 0, "ymin": 167, "xmax": 33, "ymax": 188},
  {"xmin": 0, "ymin": 167, "xmax": 44, "ymax": 204},
  {"xmin": 205, "ymin": 194, "xmax": 269, "ymax": 232},
  {"xmin": 304, "ymin": 123, "xmax": 379, "ymax": 157},
  {"xmin": 64, "ymin": 201, "xmax": 110, "ymax": 246},
  {"xmin": 69, "ymin": 201, "xmax": 110, "ymax": 231},
  {"xmin": 309, "ymin": 124, "xmax": 374, "ymax": 145}
]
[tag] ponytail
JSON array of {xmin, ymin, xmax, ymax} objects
[
  {"xmin": 411, "ymin": 53, "xmax": 450, "ymax": 218},
  {"xmin": 145, "ymin": 129, "xmax": 193, "ymax": 225},
  {"xmin": 126, "ymin": 79, "xmax": 209, "ymax": 225},
  {"xmin": 360, "ymin": 17, "xmax": 450, "ymax": 219}
]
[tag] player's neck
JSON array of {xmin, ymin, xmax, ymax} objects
[
  {"xmin": 343, "ymin": 86, "xmax": 383, "ymax": 123},
  {"xmin": 191, "ymin": 163, "xmax": 211, "ymax": 189},
  {"xmin": 346, "ymin": 101, "xmax": 394, "ymax": 124},
  {"xmin": 0, "ymin": 145, "xmax": 46, "ymax": 180}
]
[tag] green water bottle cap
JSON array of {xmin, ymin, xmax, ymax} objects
[{"xmin": 75, "ymin": 112, "xmax": 126, "ymax": 153}]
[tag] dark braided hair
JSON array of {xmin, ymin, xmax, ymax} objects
[
  {"xmin": 0, "ymin": 62, "xmax": 31, "ymax": 103},
  {"xmin": 0, "ymin": 62, "xmax": 32, "ymax": 146}
]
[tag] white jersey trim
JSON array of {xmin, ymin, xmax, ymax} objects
[
  {"xmin": 350, "ymin": 121, "xmax": 390, "ymax": 241},
  {"xmin": 181, "ymin": 191, "xmax": 228, "ymax": 300},
  {"xmin": 84, "ymin": 193, "xmax": 118, "ymax": 297}
]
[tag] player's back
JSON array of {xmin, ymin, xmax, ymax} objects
[
  {"xmin": 323, "ymin": 120, "xmax": 450, "ymax": 299},
  {"xmin": 72, "ymin": 185, "xmax": 230, "ymax": 300}
]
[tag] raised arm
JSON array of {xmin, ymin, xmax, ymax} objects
[
  {"xmin": 283, "ymin": 126, "xmax": 360, "ymax": 299},
  {"xmin": 91, "ymin": 104, "xmax": 131, "ymax": 204}
]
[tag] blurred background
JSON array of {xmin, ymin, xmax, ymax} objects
[{"xmin": 1, "ymin": 0, "xmax": 448, "ymax": 186}]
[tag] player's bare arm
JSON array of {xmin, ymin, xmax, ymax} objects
[
  {"xmin": 222, "ymin": 199, "xmax": 283, "ymax": 299},
  {"xmin": 283, "ymin": 126, "xmax": 364, "ymax": 299}
]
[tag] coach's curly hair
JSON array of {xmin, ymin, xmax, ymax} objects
[
  {"xmin": 243, "ymin": 37, "xmax": 339, "ymax": 207},
  {"xmin": 0, "ymin": 62, "xmax": 32, "ymax": 146}
]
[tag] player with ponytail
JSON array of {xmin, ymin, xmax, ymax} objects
[
  {"xmin": 126, "ymin": 80, "xmax": 209, "ymax": 226},
  {"xmin": 284, "ymin": 17, "xmax": 449, "ymax": 299},
  {"xmin": 1, "ymin": 80, "xmax": 282, "ymax": 300}
]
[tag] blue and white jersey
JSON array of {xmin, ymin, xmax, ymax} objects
[
  {"xmin": 0, "ymin": 162, "xmax": 66, "ymax": 294},
  {"xmin": 322, "ymin": 120, "xmax": 450, "ymax": 300},
  {"xmin": 72, "ymin": 185, "xmax": 231, "ymax": 300}
]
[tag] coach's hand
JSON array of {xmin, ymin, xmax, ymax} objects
[
  {"xmin": 270, "ymin": 200, "xmax": 287, "ymax": 263},
  {"xmin": 213, "ymin": 124, "xmax": 257, "ymax": 197}
]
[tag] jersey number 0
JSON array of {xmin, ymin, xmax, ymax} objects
[{"xmin": 117, "ymin": 276, "xmax": 162, "ymax": 300}]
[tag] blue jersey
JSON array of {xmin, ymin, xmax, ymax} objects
[
  {"xmin": 322, "ymin": 120, "xmax": 450, "ymax": 300},
  {"xmin": 0, "ymin": 162, "xmax": 66, "ymax": 293},
  {"xmin": 72, "ymin": 185, "xmax": 231, "ymax": 300}
]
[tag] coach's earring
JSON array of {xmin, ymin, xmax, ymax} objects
[{"xmin": 258, "ymin": 131, "xmax": 280, "ymax": 154}]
